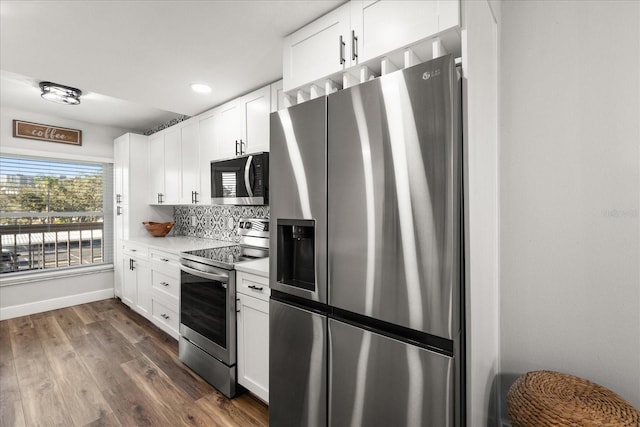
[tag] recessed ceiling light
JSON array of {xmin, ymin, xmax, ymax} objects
[
  {"xmin": 190, "ymin": 83, "xmax": 211, "ymax": 94},
  {"xmin": 40, "ymin": 81, "xmax": 82, "ymax": 105}
]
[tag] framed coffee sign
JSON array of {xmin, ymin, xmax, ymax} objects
[{"xmin": 13, "ymin": 120, "xmax": 82, "ymax": 146}]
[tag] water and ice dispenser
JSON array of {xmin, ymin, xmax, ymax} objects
[{"xmin": 276, "ymin": 219, "xmax": 316, "ymax": 291}]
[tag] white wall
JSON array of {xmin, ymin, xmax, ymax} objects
[
  {"xmin": 0, "ymin": 106, "xmax": 130, "ymax": 319},
  {"xmin": 1, "ymin": 106, "xmax": 127, "ymax": 161},
  {"xmin": 462, "ymin": 0, "xmax": 501, "ymax": 425},
  {"xmin": 500, "ymin": 0, "xmax": 640, "ymax": 410}
]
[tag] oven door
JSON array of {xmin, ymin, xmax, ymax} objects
[{"xmin": 179, "ymin": 260, "xmax": 236, "ymax": 365}]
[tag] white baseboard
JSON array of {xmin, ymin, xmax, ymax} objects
[{"xmin": 0, "ymin": 288, "xmax": 115, "ymax": 320}]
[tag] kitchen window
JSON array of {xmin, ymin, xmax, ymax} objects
[{"xmin": 0, "ymin": 155, "xmax": 113, "ymax": 277}]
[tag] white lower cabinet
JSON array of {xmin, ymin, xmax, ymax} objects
[
  {"xmin": 236, "ymin": 271, "xmax": 270, "ymax": 403},
  {"xmin": 121, "ymin": 243, "xmax": 180, "ymax": 340},
  {"xmin": 122, "ymin": 242, "xmax": 151, "ymax": 317},
  {"xmin": 149, "ymin": 249, "xmax": 181, "ymax": 339}
]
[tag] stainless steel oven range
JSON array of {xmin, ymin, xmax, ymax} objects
[{"xmin": 178, "ymin": 218, "xmax": 269, "ymax": 398}]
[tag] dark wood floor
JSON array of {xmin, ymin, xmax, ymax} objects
[{"xmin": 0, "ymin": 298, "xmax": 268, "ymax": 427}]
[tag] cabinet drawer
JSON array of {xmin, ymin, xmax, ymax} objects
[
  {"xmin": 123, "ymin": 241, "xmax": 149, "ymax": 259},
  {"xmin": 150, "ymin": 249, "xmax": 180, "ymax": 275},
  {"xmin": 152, "ymin": 298, "xmax": 179, "ymax": 333},
  {"xmin": 152, "ymin": 270, "xmax": 179, "ymax": 299},
  {"xmin": 150, "ymin": 249, "xmax": 179, "ymax": 264},
  {"xmin": 237, "ymin": 271, "xmax": 270, "ymax": 301}
]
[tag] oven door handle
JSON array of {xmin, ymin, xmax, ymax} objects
[{"xmin": 179, "ymin": 264, "xmax": 229, "ymax": 285}]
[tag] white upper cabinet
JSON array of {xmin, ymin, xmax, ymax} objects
[
  {"xmin": 240, "ymin": 86, "xmax": 271, "ymax": 154},
  {"xmin": 216, "ymin": 99, "xmax": 242, "ymax": 159},
  {"xmin": 270, "ymin": 80, "xmax": 285, "ymax": 112},
  {"xmin": 148, "ymin": 133, "xmax": 165, "ymax": 204},
  {"xmin": 148, "ymin": 128, "xmax": 182, "ymax": 205},
  {"xmin": 283, "ymin": 2, "xmax": 352, "ymax": 92},
  {"xmin": 198, "ymin": 111, "xmax": 217, "ymax": 203},
  {"xmin": 356, "ymin": 0, "xmax": 438, "ymax": 63},
  {"xmin": 163, "ymin": 128, "xmax": 181, "ymax": 205},
  {"xmin": 437, "ymin": 0, "xmax": 460, "ymax": 33},
  {"xmin": 214, "ymin": 86, "xmax": 271, "ymax": 159},
  {"xmin": 283, "ymin": 0, "xmax": 460, "ymax": 92},
  {"xmin": 114, "ymin": 134, "xmax": 129, "ymax": 206},
  {"xmin": 180, "ymin": 119, "xmax": 201, "ymax": 204}
]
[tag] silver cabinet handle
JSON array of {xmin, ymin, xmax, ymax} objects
[
  {"xmin": 131, "ymin": 249, "xmax": 137, "ymax": 252},
  {"xmin": 160, "ymin": 281, "xmax": 169, "ymax": 287},
  {"xmin": 235, "ymin": 140, "xmax": 240, "ymax": 156},
  {"xmin": 248, "ymin": 284, "xmax": 264, "ymax": 291},
  {"xmin": 160, "ymin": 258, "xmax": 169, "ymax": 262},
  {"xmin": 240, "ymin": 139, "xmax": 246, "ymax": 155},
  {"xmin": 236, "ymin": 298, "xmax": 240, "ymax": 313},
  {"xmin": 339, "ymin": 35, "xmax": 345, "ymax": 65},
  {"xmin": 244, "ymin": 155, "xmax": 254, "ymax": 197},
  {"xmin": 351, "ymin": 30, "xmax": 358, "ymax": 61},
  {"xmin": 194, "ymin": 191, "xmax": 199, "ymax": 204},
  {"xmin": 160, "ymin": 313, "xmax": 170, "ymax": 320},
  {"xmin": 116, "ymin": 194, "xmax": 122, "ymax": 204},
  {"xmin": 116, "ymin": 206, "xmax": 122, "ymax": 216}
]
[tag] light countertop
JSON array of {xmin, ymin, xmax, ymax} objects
[
  {"xmin": 125, "ymin": 235, "xmax": 233, "ymax": 254},
  {"xmin": 235, "ymin": 257, "xmax": 269, "ymax": 278}
]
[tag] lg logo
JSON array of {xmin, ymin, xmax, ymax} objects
[{"xmin": 422, "ymin": 69, "xmax": 441, "ymax": 80}]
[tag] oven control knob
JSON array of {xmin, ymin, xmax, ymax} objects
[{"xmin": 245, "ymin": 222, "xmax": 252, "ymax": 229}]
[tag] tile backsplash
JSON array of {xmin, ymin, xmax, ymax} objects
[{"xmin": 173, "ymin": 205, "xmax": 269, "ymax": 242}]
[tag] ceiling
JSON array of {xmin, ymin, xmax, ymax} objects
[{"xmin": 0, "ymin": 1, "xmax": 344, "ymax": 133}]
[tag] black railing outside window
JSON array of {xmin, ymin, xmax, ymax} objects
[{"xmin": 0, "ymin": 155, "xmax": 113, "ymax": 276}]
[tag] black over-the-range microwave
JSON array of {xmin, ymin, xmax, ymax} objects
[{"xmin": 210, "ymin": 152, "xmax": 269, "ymax": 205}]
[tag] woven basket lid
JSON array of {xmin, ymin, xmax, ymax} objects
[{"xmin": 507, "ymin": 370, "xmax": 640, "ymax": 427}]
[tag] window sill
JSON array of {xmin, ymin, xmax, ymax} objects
[{"xmin": 0, "ymin": 264, "xmax": 114, "ymax": 287}]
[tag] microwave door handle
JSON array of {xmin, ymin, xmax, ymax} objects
[{"xmin": 244, "ymin": 155, "xmax": 254, "ymax": 197}]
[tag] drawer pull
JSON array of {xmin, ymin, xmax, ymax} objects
[
  {"xmin": 160, "ymin": 281, "xmax": 169, "ymax": 287},
  {"xmin": 160, "ymin": 258, "xmax": 169, "ymax": 262},
  {"xmin": 131, "ymin": 249, "xmax": 137, "ymax": 252},
  {"xmin": 248, "ymin": 285, "xmax": 264, "ymax": 291},
  {"xmin": 160, "ymin": 313, "xmax": 170, "ymax": 320}
]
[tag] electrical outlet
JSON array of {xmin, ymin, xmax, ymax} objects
[{"xmin": 191, "ymin": 215, "xmax": 197, "ymax": 227}]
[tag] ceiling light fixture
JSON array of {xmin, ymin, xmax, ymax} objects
[
  {"xmin": 39, "ymin": 81, "xmax": 82, "ymax": 105},
  {"xmin": 190, "ymin": 83, "xmax": 211, "ymax": 94}
]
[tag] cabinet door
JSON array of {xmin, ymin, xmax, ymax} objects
[
  {"xmin": 355, "ymin": 0, "xmax": 439, "ymax": 63},
  {"xmin": 198, "ymin": 111, "xmax": 217, "ymax": 202},
  {"xmin": 180, "ymin": 120, "xmax": 200, "ymax": 204},
  {"xmin": 241, "ymin": 86, "xmax": 271, "ymax": 154},
  {"xmin": 270, "ymin": 80, "xmax": 284, "ymax": 113},
  {"xmin": 134, "ymin": 258, "xmax": 151, "ymax": 317},
  {"xmin": 114, "ymin": 134, "xmax": 129, "ymax": 205},
  {"xmin": 283, "ymin": 2, "xmax": 351, "ymax": 92},
  {"xmin": 216, "ymin": 100, "xmax": 241, "ymax": 159},
  {"xmin": 163, "ymin": 128, "xmax": 182, "ymax": 204},
  {"xmin": 437, "ymin": 0, "xmax": 460, "ymax": 32},
  {"xmin": 122, "ymin": 257, "xmax": 136, "ymax": 307},
  {"xmin": 148, "ymin": 133, "xmax": 165, "ymax": 204},
  {"xmin": 237, "ymin": 293, "xmax": 270, "ymax": 402}
]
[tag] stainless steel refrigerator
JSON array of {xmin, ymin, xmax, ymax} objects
[{"xmin": 269, "ymin": 54, "xmax": 463, "ymax": 427}]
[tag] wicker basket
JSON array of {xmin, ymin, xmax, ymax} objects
[
  {"xmin": 142, "ymin": 221, "xmax": 174, "ymax": 237},
  {"xmin": 507, "ymin": 370, "xmax": 640, "ymax": 427}
]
